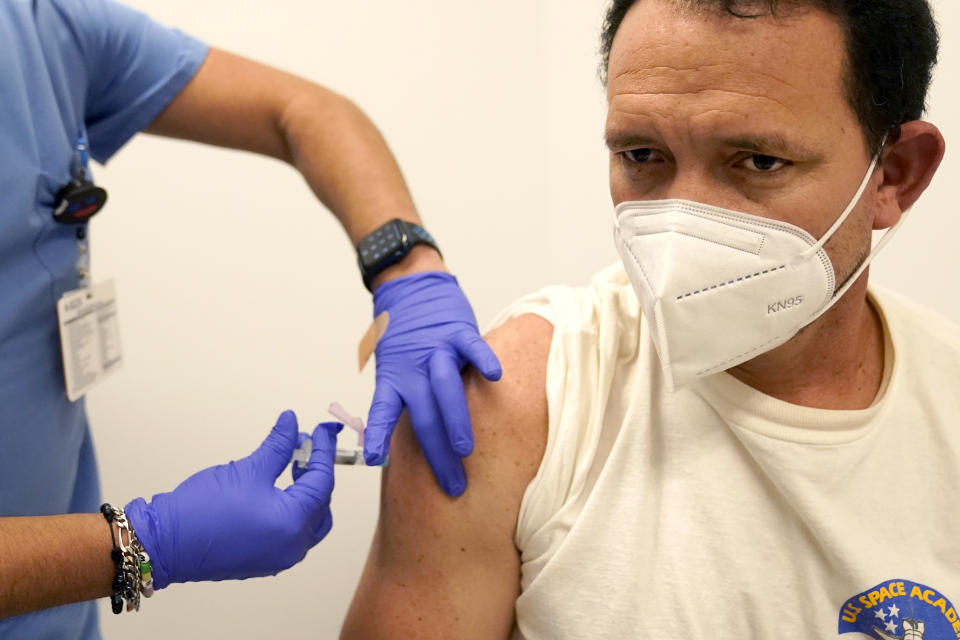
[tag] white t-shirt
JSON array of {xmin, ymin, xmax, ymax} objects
[{"xmin": 492, "ymin": 264, "xmax": 960, "ymax": 640}]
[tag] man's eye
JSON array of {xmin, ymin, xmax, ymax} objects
[
  {"xmin": 623, "ymin": 148, "xmax": 657, "ymax": 164},
  {"xmin": 742, "ymin": 154, "xmax": 789, "ymax": 172}
]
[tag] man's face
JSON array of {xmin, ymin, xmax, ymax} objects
[{"xmin": 606, "ymin": 0, "xmax": 880, "ymax": 282}]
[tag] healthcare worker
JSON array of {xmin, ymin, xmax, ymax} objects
[{"xmin": 0, "ymin": 0, "xmax": 501, "ymax": 637}]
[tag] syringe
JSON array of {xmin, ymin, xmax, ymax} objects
[
  {"xmin": 291, "ymin": 438, "xmax": 387, "ymax": 468},
  {"xmin": 335, "ymin": 448, "xmax": 368, "ymax": 466}
]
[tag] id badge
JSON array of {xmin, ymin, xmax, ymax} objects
[{"xmin": 56, "ymin": 279, "xmax": 124, "ymax": 401}]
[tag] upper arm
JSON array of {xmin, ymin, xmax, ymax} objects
[
  {"xmin": 341, "ymin": 314, "xmax": 553, "ymax": 640},
  {"xmin": 144, "ymin": 47, "xmax": 303, "ymax": 160},
  {"xmin": 53, "ymin": 0, "xmax": 209, "ymax": 163},
  {"xmin": 145, "ymin": 48, "xmax": 348, "ymax": 162}
]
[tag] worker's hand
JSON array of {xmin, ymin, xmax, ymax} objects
[
  {"xmin": 290, "ymin": 424, "xmax": 341, "ymax": 482},
  {"xmin": 364, "ymin": 272, "xmax": 502, "ymax": 496},
  {"xmin": 125, "ymin": 411, "xmax": 339, "ymax": 589}
]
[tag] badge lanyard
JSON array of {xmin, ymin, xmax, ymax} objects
[
  {"xmin": 76, "ymin": 223, "xmax": 91, "ymax": 289},
  {"xmin": 54, "ymin": 136, "xmax": 122, "ymax": 401},
  {"xmin": 55, "ymin": 136, "xmax": 108, "ymax": 288}
]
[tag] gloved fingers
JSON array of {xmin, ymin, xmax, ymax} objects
[
  {"xmin": 428, "ymin": 349, "xmax": 474, "ymax": 457},
  {"xmin": 285, "ymin": 421, "xmax": 341, "ymax": 508},
  {"xmin": 452, "ymin": 330, "xmax": 503, "ymax": 381},
  {"xmin": 407, "ymin": 387, "xmax": 467, "ymax": 497},
  {"xmin": 245, "ymin": 410, "xmax": 300, "ymax": 480},
  {"xmin": 310, "ymin": 510, "xmax": 334, "ymax": 546},
  {"xmin": 363, "ymin": 383, "xmax": 403, "ymax": 466},
  {"xmin": 291, "ymin": 432, "xmax": 312, "ymax": 483}
]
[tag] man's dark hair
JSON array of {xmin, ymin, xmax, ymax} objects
[{"xmin": 600, "ymin": 0, "xmax": 939, "ymax": 152}]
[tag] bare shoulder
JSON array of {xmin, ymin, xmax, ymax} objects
[
  {"xmin": 466, "ymin": 313, "xmax": 554, "ymax": 488},
  {"xmin": 341, "ymin": 313, "xmax": 553, "ymax": 639}
]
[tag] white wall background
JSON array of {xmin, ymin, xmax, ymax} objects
[{"xmin": 86, "ymin": 1, "xmax": 959, "ymax": 638}]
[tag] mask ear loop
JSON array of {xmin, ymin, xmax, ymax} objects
[
  {"xmin": 807, "ymin": 202, "xmax": 910, "ymax": 327},
  {"xmin": 796, "ymin": 136, "xmax": 887, "ymax": 263},
  {"xmin": 802, "ymin": 137, "xmax": 909, "ymax": 327}
]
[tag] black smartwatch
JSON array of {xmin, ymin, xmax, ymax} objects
[{"xmin": 356, "ymin": 218, "xmax": 441, "ymax": 291}]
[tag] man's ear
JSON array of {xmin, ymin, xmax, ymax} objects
[{"xmin": 874, "ymin": 120, "xmax": 946, "ymax": 230}]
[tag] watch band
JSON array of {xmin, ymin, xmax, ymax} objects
[{"xmin": 356, "ymin": 219, "xmax": 441, "ymax": 291}]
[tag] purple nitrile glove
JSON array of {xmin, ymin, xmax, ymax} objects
[
  {"xmin": 126, "ymin": 412, "xmax": 340, "ymax": 589},
  {"xmin": 364, "ymin": 272, "xmax": 502, "ymax": 496},
  {"xmin": 291, "ymin": 423, "xmax": 342, "ymax": 482}
]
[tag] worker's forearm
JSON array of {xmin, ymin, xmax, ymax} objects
[
  {"xmin": 0, "ymin": 514, "xmax": 113, "ymax": 620},
  {"xmin": 144, "ymin": 49, "xmax": 442, "ymax": 271},
  {"xmin": 279, "ymin": 90, "xmax": 423, "ymax": 243},
  {"xmin": 279, "ymin": 88, "xmax": 449, "ymax": 287}
]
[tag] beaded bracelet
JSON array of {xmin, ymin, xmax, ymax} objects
[{"xmin": 100, "ymin": 503, "xmax": 154, "ymax": 613}]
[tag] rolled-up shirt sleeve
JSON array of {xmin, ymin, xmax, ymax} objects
[{"xmin": 51, "ymin": 0, "xmax": 209, "ymax": 163}]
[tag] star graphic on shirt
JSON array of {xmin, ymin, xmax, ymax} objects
[
  {"xmin": 885, "ymin": 620, "xmax": 898, "ymax": 634},
  {"xmin": 875, "ymin": 609, "xmax": 888, "ymax": 622},
  {"xmin": 888, "ymin": 604, "xmax": 900, "ymax": 618}
]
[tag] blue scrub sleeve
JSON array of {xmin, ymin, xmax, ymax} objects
[{"xmin": 50, "ymin": 0, "xmax": 209, "ymax": 163}]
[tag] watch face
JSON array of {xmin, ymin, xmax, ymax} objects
[{"xmin": 359, "ymin": 222, "xmax": 404, "ymax": 268}]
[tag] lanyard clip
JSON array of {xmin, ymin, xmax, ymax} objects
[{"xmin": 54, "ymin": 136, "xmax": 107, "ymax": 224}]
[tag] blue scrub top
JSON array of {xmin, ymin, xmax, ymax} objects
[{"xmin": 0, "ymin": 1, "xmax": 207, "ymax": 637}]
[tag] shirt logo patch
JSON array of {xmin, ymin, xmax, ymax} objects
[{"xmin": 838, "ymin": 579, "xmax": 958, "ymax": 639}]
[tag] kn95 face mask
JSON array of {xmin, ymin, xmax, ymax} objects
[{"xmin": 613, "ymin": 147, "xmax": 901, "ymax": 390}]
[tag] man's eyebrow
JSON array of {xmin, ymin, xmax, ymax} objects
[
  {"xmin": 604, "ymin": 131, "xmax": 660, "ymax": 151},
  {"xmin": 722, "ymin": 134, "xmax": 821, "ymax": 159},
  {"xmin": 604, "ymin": 130, "xmax": 822, "ymax": 160}
]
